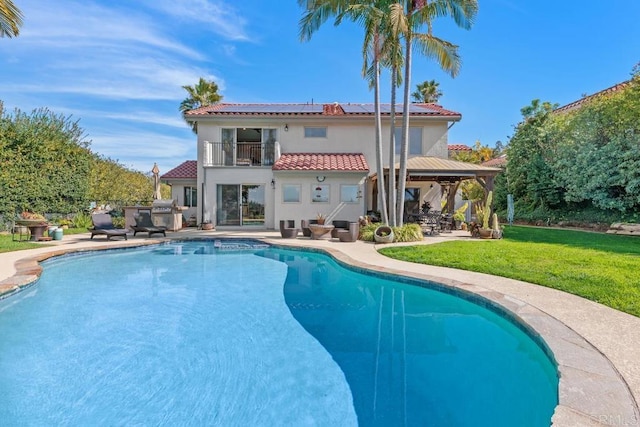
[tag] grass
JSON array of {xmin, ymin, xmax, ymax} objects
[
  {"xmin": 378, "ymin": 226, "xmax": 640, "ymax": 317},
  {"xmin": 0, "ymin": 227, "xmax": 88, "ymax": 253}
]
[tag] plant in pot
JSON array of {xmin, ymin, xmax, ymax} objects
[
  {"xmin": 491, "ymin": 213, "xmax": 503, "ymax": 239},
  {"xmin": 374, "ymin": 225, "xmax": 394, "ymax": 243},
  {"xmin": 201, "ymin": 220, "xmax": 214, "ymax": 230},
  {"xmin": 316, "ymin": 213, "xmax": 326, "ymax": 225},
  {"xmin": 474, "ymin": 191, "xmax": 493, "ymax": 239},
  {"xmin": 453, "ymin": 202, "xmax": 468, "ymax": 230}
]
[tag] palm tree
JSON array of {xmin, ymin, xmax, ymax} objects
[
  {"xmin": 411, "ymin": 79, "xmax": 442, "ymax": 103},
  {"xmin": 299, "ymin": 0, "xmax": 391, "ymax": 224},
  {"xmin": 395, "ymin": 0, "xmax": 477, "ymax": 225},
  {"xmin": 0, "ymin": 0, "xmax": 23, "ymax": 38},
  {"xmin": 179, "ymin": 78, "xmax": 223, "ymax": 133}
]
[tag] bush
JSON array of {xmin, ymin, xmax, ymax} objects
[{"xmin": 359, "ymin": 223, "xmax": 423, "ymax": 243}]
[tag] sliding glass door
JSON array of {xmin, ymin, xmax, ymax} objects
[{"xmin": 216, "ymin": 184, "xmax": 265, "ymax": 226}]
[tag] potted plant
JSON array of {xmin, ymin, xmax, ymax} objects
[
  {"xmin": 374, "ymin": 225, "xmax": 394, "ymax": 243},
  {"xmin": 474, "ymin": 191, "xmax": 493, "ymax": 239},
  {"xmin": 453, "ymin": 202, "xmax": 468, "ymax": 229},
  {"xmin": 491, "ymin": 213, "xmax": 503, "ymax": 239},
  {"xmin": 316, "ymin": 213, "xmax": 326, "ymax": 225},
  {"xmin": 201, "ymin": 220, "xmax": 214, "ymax": 230}
]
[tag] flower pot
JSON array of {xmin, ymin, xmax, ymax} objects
[
  {"xmin": 478, "ymin": 228, "xmax": 493, "ymax": 239},
  {"xmin": 201, "ymin": 223, "xmax": 214, "ymax": 230},
  {"xmin": 374, "ymin": 226, "xmax": 394, "ymax": 243}
]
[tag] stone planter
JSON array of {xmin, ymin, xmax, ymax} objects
[
  {"xmin": 374, "ymin": 226, "xmax": 394, "ymax": 243},
  {"xmin": 201, "ymin": 222, "xmax": 214, "ymax": 230},
  {"xmin": 478, "ymin": 228, "xmax": 493, "ymax": 239}
]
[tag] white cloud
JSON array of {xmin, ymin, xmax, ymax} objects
[{"xmin": 144, "ymin": 0, "xmax": 250, "ymax": 41}]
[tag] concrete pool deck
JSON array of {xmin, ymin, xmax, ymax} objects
[{"xmin": 1, "ymin": 229, "xmax": 638, "ymax": 426}]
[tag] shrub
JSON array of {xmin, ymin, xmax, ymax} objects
[{"xmin": 359, "ymin": 223, "xmax": 423, "ymax": 243}]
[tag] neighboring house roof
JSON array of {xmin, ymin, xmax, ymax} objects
[
  {"xmin": 161, "ymin": 160, "xmax": 197, "ymax": 180},
  {"xmin": 273, "ymin": 153, "xmax": 369, "ymax": 172},
  {"xmin": 448, "ymin": 144, "xmax": 472, "ymax": 151},
  {"xmin": 554, "ymin": 80, "xmax": 631, "ymax": 114},
  {"xmin": 389, "ymin": 156, "xmax": 501, "ymax": 174},
  {"xmin": 185, "ymin": 102, "xmax": 461, "ymax": 118},
  {"xmin": 482, "ymin": 155, "xmax": 507, "ymax": 168}
]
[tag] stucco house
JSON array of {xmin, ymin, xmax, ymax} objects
[{"xmin": 162, "ymin": 102, "xmax": 500, "ymax": 229}]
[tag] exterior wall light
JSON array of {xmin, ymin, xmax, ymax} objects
[{"xmin": 271, "ymin": 178, "xmax": 276, "ymax": 189}]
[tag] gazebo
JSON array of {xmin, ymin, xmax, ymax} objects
[{"xmin": 372, "ymin": 156, "xmax": 502, "ymax": 216}]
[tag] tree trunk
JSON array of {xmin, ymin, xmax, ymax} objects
[
  {"xmin": 397, "ymin": 32, "xmax": 413, "ymax": 226},
  {"xmin": 388, "ymin": 66, "xmax": 398, "ymax": 227},
  {"xmin": 374, "ymin": 43, "xmax": 389, "ymax": 225}
]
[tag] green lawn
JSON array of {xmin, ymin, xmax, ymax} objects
[
  {"xmin": 0, "ymin": 227, "xmax": 87, "ymax": 253},
  {"xmin": 378, "ymin": 226, "xmax": 640, "ymax": 317}
]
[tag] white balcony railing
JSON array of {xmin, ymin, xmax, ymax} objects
[{"xmin": 203, "ymin": 141, "xmax": 280, "ymax": 167}]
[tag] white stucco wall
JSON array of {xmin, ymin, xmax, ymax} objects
[{"xmin": 193, "ymin": 115, "xmax": 455, "ymax": 229}]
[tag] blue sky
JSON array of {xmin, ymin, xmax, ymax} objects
[{"xmin": 1, "ymin": 0, "xmax": 638, "ymax": 174}]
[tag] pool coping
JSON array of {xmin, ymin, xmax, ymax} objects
[{"xmin": 0, "ymin": 231, "xmax": 638, "ymax": 426}]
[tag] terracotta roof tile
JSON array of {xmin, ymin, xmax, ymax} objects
[
  {"xmin": 448, "ymin": 144, "xmax": 472, "ymax": 151},
  {"xmin": 184, "ymin": 102, "xmax": 461, "ymax": 118},
  {"xmin": 482, "ymin": 156, "xmax": 507, "ymax": 167},
  {"xmin": 273, "ymin": 153, "xmax": 369, "ymax": 172},
  {"xmin": 554, "ymin": 80, "xmax": 631, "ymax": 114},
  {"xmin": 161, "ymin": 160, "xmax": 197, "ymax": 179}
]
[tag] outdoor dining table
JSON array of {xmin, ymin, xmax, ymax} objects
[
  {"xmin": 308, "ymin": 223, "xmax": 334, "ymax": 240},
  {"xmin": 16, "ymin": 220, "xmax": 50, "ymax": 241}
]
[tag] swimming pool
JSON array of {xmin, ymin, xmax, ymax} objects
[{"xmin": 0, "ymin": 240, "xmax": 558, "ymax": 426}]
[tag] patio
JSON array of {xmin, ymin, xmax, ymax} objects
[{"xmin": 0, "ymin": 228, "xmax": 638, "ymax": 425}]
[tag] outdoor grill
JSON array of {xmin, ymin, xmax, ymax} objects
[{"xmin": 151, "ymin": 199, "xmax": 185, "ymax": 231}]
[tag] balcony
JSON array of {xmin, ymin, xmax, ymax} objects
[{"xmin": 203, "ymin": 141, "xmax": 280, "ymax": 167}]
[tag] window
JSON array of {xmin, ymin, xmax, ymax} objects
[
  {"xmin": 311, "ymin": 184, "xmax": 329, "ymax": 203},
  {"xmin": 404, "ymin": 188, "xmax": 420, "ymax": 213},
  {"xmin": 394, "ymin": 127, "xmax": 423, "ymax": 155},
  {"xmin": 304, "ymin": 127, "xmax": 327, "ymax": 138},
  {"xmin": 340, "ymin": 185, "xmax": 360, "ymax": 203},
  {"xmin": 184, "ymin": 186, "xmax": 197, "ymax": 207},
  {"xmin": 282, "ymin": 184, "xmax": 301, "ymax": 203}
]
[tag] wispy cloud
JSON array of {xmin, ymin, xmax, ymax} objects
[{"xmin": 144, "ymin": 0, "xmax": 250, "ymax": 41}]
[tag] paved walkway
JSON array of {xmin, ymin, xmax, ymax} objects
[{"xmin": 1, "ymin": 229, "xmax": 639, "ymax": 426}]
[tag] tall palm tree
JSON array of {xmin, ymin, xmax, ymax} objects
[
  {"xmin": 0, "ymin": 0, "xmax": 23, "ymax": 38},
  {"xmin": 395, "ymin": 0, "xmax": 477, "ymax": 225},
  {"xmin": 299, "ymin": 0, "xmax": 391, "ymax": 224},
  {"xmin": 179, "ymin": 77, "xmax": 223, "ymax": 133},
  {"xmin": 411, "ymin": 79, "xmax": 442, "ymax": 103}
]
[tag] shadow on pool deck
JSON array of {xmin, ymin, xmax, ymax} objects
[{"xmin": 0, "ymin": 228, "xmax": 639, "ymax": 426}]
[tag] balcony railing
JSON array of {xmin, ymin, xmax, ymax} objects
[{"xmin": 203, "ymin": 141, "xmax": 280, "ymax": 167}]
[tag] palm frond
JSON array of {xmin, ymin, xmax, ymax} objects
[{"xmin": 0, "ymin": 0, "xmax": 24, "ymax": 38}]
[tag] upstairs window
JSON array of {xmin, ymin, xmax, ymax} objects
[
  {"xmin": 394, "ymin": 127, "xmax": 422, "ymax": 155},
  {"xmin": 304, "ymin": 127, "xmax": 327, "ymax": 138}
]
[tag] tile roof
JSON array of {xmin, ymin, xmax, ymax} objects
[
  {"xmin": 448, "ymin": 144, "xmax": 472, "ymax": 151},
  {"xmin": 482, "ymin": 155, "xmax": 507, "ymax": 167},
  {"xmin": 273, "ymin": 153, "xmax": 369, "ymax": 172},
  {"xmin": 161, "ymin": 160, "xmax": 197, "ymax": 179},
  {"xmin": 185, "ymin": 102, "xmax": 461, "ymax": 118},
  {"xmin": 554, "ymin": 80, "xmax": 631, "ymax": 114}
]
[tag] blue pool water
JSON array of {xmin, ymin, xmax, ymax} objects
[{"xmin": 0, "ymin": 240, "xmax": 558, "ymax": 426}]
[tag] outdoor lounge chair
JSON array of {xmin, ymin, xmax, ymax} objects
[
  {"xmin": 330, "ymin": 220, "xmax": 350, "ymax": 238},
  {"xmin": 279, "ymin": 220, "xmax": 299, "ymax": 238},
  {"xmin": 89, "ymin": 213, "xmax": 128, "ymax": 240},
  {"xmin": 335, "ymin": 222, "xmax": 359, "ymax": 242},
  {"xmin": 132, "ymin": 212, "xmax": 167, "ymax": 237}
]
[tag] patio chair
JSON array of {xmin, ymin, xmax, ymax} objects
[
  {"xmin": 336, "ymin": 222, "xmax": 360, "ymax": 242},
  {"xmin": 279, "ymin": 220, "xmax": 299, "ymax": 238},
  {"xmin": 330, "ymin": 220, "xmax": 350, "ymax": 238},
  {"xmin": 301, "ymin": 219, "xmax": 319, "ymax": 237},
  {"xmin": 132, "ymin": 212, "xmax": 167, "ymax": 237},
  {"xmin": 89, "ymin": 213, "xmax": 128, "ymax": 241}
]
